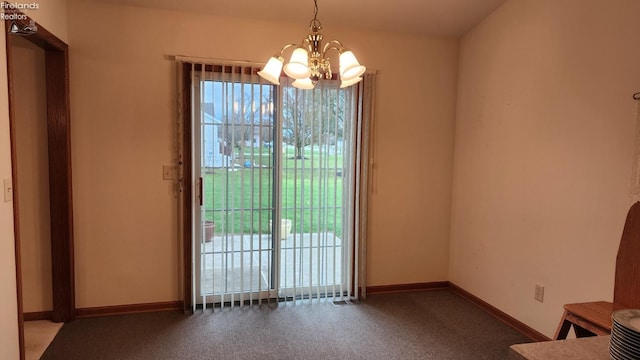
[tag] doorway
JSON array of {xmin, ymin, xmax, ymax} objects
[
  {"xmin": 10, "ymin": 35, "xmax": 52, "ymax": 319},
  {"xmin": 5, "ymin": 13, "xmax": 75, "ymax": 359}
]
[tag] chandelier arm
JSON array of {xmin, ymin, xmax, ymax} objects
[
  {"xmin": 277, "ymin": 43, "xmax": 302, "ymax": 56},
  {"xmin": 322, "ymin": 40, "xmax": 345, "ymax": 57},
  {"xmin": 301, "ymin": 38, "xmax": 312, "ymax": 52}
]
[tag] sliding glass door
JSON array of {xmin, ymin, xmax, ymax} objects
[
  {"xmin": 193, "ymin": 68, "xmax": 279, "ymax": 306},
  {"xmin": 190, "ymin": 64, "xmax": 357, "ymax": 309}
]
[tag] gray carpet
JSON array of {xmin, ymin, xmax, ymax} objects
[{"xmin": 42, "ymin": 290, "xmax": 531, "ymax": 359}]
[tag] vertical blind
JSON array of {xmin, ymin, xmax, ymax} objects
[
  {"xmin": 177, "ymin": 58, "xmax": 374, "ymax": 311},
  {"xmin": 279, "ymin": 77, "xmax": 355, "ymax": 301}
]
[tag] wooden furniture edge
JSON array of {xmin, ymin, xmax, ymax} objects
[
  {"xmin": 564, "ymin": 301, "xmax": 618, "ymax": 330},
  {"xmin": 564, "ymin": 312, "xmax": 610, "ymax": 336},
  {"xmin": 75, "ymin": 301, "xmax": 184, "ymax": 318},
  {"xmin": 449, "ymin": 283, "xmax": 550, "ymax": 342}
]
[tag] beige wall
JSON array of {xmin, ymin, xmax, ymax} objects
[
  {"xmin": 66, "ymin": 0, "xmax": 458, "ymax": 307},
  {"xmin": 12, "ymin": 36, "xmax": 52, "ymax": 313},
  {"xmin": 0, "ymin": 1, "xmax": 68, "ymax": 358},
  {"xmin": 21, "ymin": 2, "xmax": 68, "ymax": 43},
  {"xmin": 451, "ymin": 0, "xmax": 640, "ymax": 337}
]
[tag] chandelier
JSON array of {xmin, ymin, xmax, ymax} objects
[{"xmin": 257, "ymin": 0, "xmax": 366, "ymax": 90}]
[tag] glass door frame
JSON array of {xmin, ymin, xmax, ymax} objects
[
  {"xmin": 181, "ymin": 63, "xmax": 360, "ymax": 312},
  {"xmin": 191, "ymin": 71, "xmax": 282, "ymax": 308}
]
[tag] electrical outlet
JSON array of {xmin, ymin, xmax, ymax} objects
[{"xmin": 535, "ymin": 283, "xmax": 544, "ymax": 302}]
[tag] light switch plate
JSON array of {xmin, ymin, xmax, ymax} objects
[{"xmin": 4, "ymin": 178, "xmax": 13, "ymax": 202}]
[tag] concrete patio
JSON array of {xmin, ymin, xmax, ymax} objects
[{"xmin": 200, "ymin": 232, "xmax": 344, "ymax": 297}]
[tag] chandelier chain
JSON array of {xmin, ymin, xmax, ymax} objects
[{"xmin": 310, "ymin": 0, "xmax": 322, "ymax": 30}]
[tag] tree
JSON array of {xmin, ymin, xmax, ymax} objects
[
  {"xmin": 281, "ymin": 84, "xmax": 346, "ymax": 159},
  {"xmin": 282, "ymin": 87, "xmax": 312, "ymax": 159},
  {"xmin": 216, "ymin": 82, "xmax": 275, "ymax": 165}
]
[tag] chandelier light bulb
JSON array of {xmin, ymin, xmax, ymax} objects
[
  {"xmin": 284, "ymin": 48, "xmax": 311, "ymax": 79},
  {"xmin": 339, "ymin": 51, "xmax": 366, "ymax": 81},
  {"xmin": 258, "ymin": 56, "xmax": 284, "ymax": 85},
  {"xmin": 292, "ymin": 77, "xmax": 315, "ymax": 90},
  {"xmin": 340, "ymin": 76, "xmax": 363, "ymax": 88}
]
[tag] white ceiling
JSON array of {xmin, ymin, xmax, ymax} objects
[{"xmin": 88, "ymin": 0, "xmax": 507, "ymax": 36}]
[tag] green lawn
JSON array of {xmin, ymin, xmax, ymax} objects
[{"xmin": 203, "ymin": 146, "xmax": 344, "ymax": 236}]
